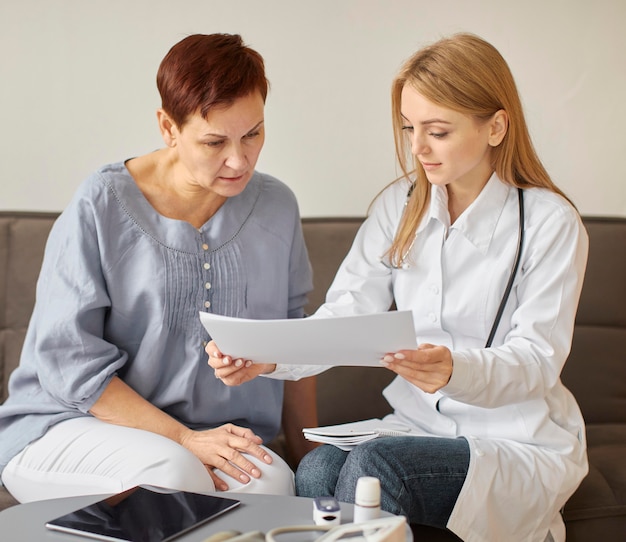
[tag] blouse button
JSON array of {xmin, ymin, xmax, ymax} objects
[
  {"xmin": 202, "ymin": 243, "xmax": 209, "ymax": 251},
  {"xmin": 205, "ymin": 282, "xmax": 212, "ymax": 290},
  {"xmin": 204, "ymin": 301, "xmax": 211, "ymax": 309},
  {"xmin": 203, "ymin": 262, "xmax": 211, "ymax": 270}
]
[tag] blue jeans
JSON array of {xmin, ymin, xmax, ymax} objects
[{"xmin": 295, "ymin": 436, "xmax": 469, "ymax": 529}]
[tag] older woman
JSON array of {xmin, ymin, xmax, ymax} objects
[{"xmin": 0, "ymin": 33, "xmax": 316, "ymax": 501}]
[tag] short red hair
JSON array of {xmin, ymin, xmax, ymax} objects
[{"xmin": 156, "ymin": 33, "xmax": 269, "ymax": 128}]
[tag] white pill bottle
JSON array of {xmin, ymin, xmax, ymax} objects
[{"xmin": 353, "ymin": 476, "xmax": 381, "ymax": 523}]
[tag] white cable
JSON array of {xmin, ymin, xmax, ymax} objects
[{"xmin": 265, "ymin": 524, "xmax": 333, "ymax": 542}]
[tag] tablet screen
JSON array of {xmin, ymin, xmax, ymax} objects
[{"xmin": 45, "ymin": 486, "xmax": 240, "ymax": 541}]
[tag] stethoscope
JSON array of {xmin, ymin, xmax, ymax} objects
[{"xmin": 381, "ymin": 186, "xmax": 525, "ymax": 348}]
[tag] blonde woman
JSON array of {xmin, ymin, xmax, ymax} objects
[{"xmin": 210, "ymin": 33, "xmax": 588, "ymax": 541}]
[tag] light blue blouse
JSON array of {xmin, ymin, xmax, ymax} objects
[{"xmin": 0, "ymin": 162, "xmax": 313, "ymax": 476}]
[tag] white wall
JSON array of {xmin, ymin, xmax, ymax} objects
[{"xmin": 1, "ymin": 0, "xmax": 625, "ymax": 217}]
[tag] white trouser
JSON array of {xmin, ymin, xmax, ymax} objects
[{"xmin": 1, "ymin": 417, "xmax": 294, "ymax": 503}]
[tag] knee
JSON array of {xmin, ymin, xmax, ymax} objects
[
  {"xmin": 296, "ymin": 445, "xmax": 346, "ymax": 498},
  {"xmin": 130, "ymin": 439, "xmax": 214, "ymax": 494},
  {"xmin": 334, "ymin": 442, "xmax": 401, "ymax": 504},
  {"xmin": 296, "ymin": 445, "xmax": 327, "ymax": 475},
  {"xmin": 294, "ymin": 449, "xmax": 324, "ymax": 496},
  {"xmin": 226, "ymin": 448, "xmax": 295, "ymax": 496},
  {"xmin": 342, "ymin": 443, "xmax": 388, "ymax": 477}
]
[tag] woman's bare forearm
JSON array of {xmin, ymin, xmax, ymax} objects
[{"xmin": 89, "ymin": 376, "xmax": 192, "ymax": 446}]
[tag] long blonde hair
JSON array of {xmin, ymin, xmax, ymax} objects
[{"xmin": 386, "ymin": 33, "xmax": 570, "ymax": 267}]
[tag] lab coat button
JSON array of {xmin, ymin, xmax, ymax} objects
[
  {"xmin": 428, "ymin": 312, "xmax": 437, "ymax": 322},
  {"xmin": 430, "ymin": 285, "xmax": 439, "ymax": 294}
]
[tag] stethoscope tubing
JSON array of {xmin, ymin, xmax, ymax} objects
[
  {"xmin": 383, "ymin": 185, "xmax": 525, "ymax": 347},
  {"xmin": 485, "ymin": 187, "xmax": 524, "ymax": 347}
]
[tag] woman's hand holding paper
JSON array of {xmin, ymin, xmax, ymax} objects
[
  {"xmin": 207, "ymin": 340, "xmax": 276, "ymax": 386},
  {"xmin": 380, "ymin": 343, "xmax": 453, "ymax": 394}
]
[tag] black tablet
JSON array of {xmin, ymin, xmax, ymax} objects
[{"xmin": 45, "ymin": 486, "xmax": 240, "ymax": 541}]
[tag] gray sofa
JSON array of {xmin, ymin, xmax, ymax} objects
[{"xmin": 1, "ymin": 211, "xmax": 625, "ymax": 541}]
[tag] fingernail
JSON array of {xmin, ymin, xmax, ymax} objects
[
  {"xmin": 383, "ymin": 355, "xmax": 394, "ymax": 363},
  {"xmin": 213, "ymin": 351, "xmax": 220, "ymax": 357},
  {"xmin": 394, "ymin": 353, "xmax": 405, "ymax": 360},
  {"xmin": 251, "ymin": 468, "xmax": 261, "ymax": 478},
  {"xmin": 264, "ymin": 454, "xmax": 272, "ymax": 463},
  {"xmin": 240, "ymin": 474, "xmax": 250, "ymax": 483},
  {"xmin": 222, "ymin": 357, "xmax": 230, "ymax": 365},
  {"xmin": 235, "ymin": 359, "xmax": 243, "ymax": 368},
  {"xmin": 245, "ymin": 360, "xmax": 252, "ymax": 368}
]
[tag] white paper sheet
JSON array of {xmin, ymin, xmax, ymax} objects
[{"xmin": 199, "ymin": 310, "xmax": 417, "ymax": 366}]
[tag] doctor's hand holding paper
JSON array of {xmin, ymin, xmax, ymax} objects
[{"xmin": 208, "ymin": 33, "xmax": 589, "ymax": 542}]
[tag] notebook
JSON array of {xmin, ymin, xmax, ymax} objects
[
  {"xmin": 303, "ymin": 418, "xmax": 415, "ymax": 451},
  {"xmin": 45, "ymin": 486, "xmax": 240, "ymax": 542}
]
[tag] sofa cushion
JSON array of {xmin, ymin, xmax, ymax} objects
[
  {"xmin": 562, "ymin": 327, "xmax": 626, "ymax": 424},
  {"xmin": 564, "ymin": 424, "xmax": 626, "ymax": 521},
  {"xmin": 301, "ymin": 218, "xmax": 363, "ymax": 315},
  {"xmin": 0, "ymin": 329, "xmax": 26, "ymax": 404},
  {"xmin": 574, "ymin": 218, "xmax": 626, "ymax": 329},
  {"xmin": 560, "ymin": 218, "xmax": 626, "ymax": 425},
  {"xmin": 563, "ymin": 424, "xmax": 626, "ymax": 540},
  {"xmin": 2, "ymin": 215, "xmax": 53, "ymax": 327},
  {"xmin": 0, "ymin": 213, "xmax": 57, "ymax": 403}
]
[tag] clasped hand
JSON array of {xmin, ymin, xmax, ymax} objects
[{"xmin": 181, "ymin": 423, "xmax": 273, "ymax": 492}]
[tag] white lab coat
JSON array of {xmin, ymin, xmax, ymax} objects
[{"xmin": 272, "ymin": 174, "xmax": 589, "ymax": 541}]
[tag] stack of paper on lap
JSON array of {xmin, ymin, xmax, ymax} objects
[{"xmin": 303, "ymin": 418, "xmax": 416, "ymax": 451}]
